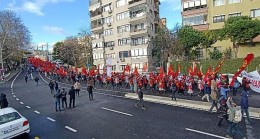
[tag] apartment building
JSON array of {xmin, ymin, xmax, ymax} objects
[
  {"xmin": 89, "ymin": 0, "xmax": 160, "ymax": 73},
  {"xmin": 181, "ymin": 0, "xmax": 260, "ymax": 59}
]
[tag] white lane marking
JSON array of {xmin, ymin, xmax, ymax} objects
[
  {"xmin": 11, "ymin": 71, "xmax": 22, "ymax": 89},
  {"xmin": 34, "ymin": 111, "xmax": 40, "ymax": 114},
  {"xmin": 16, "ymin": 98, "xmax": 19, "ymax": 101},
  {"xmin": 13, "ymin": 95, "xmax": 16, "ymax": 97},
  {"xmin": 101, "ymin": 107, "xmax": 133, "ymax": 117},
  {"xmin": 65, "ymin": 126, "xmax": 77, "ymax": 132},
  {"xmin": 39, "ymin": 73, "xmax": 48, "ymax": 83},
  {"xmin": 185, "ymin": 128, "xmax": 228, "ymax": 139},
  {"xmin": 26, "ymin": 106, "xmax": 31, "ymax": 109},
  {"xmin": 47, "ymin": 117, "xmax": 56, "ymax": 122},
  {"xmin": 20, "ymin": 102, "xmax": 24, "ymax": 104},
  {"xmin": 12, "ymin": 93, "xmax": 14, "ymax": 95}
]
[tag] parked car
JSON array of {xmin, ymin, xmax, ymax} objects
[
  {"xmin": 222, "ymin": 73, "xmax": 243, "ymax": 85},
  {"xmin": 0, "ymin": 107, "xmax": 30, "ymax": 139}
]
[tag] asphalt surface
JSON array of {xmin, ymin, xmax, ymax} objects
[
  {"xmin": 0, "ymin": 71, "xmax": 259, "ymax": 139},
  {"xmin": 48, "ymin": 76, "xmax": 260, "ymax": 108}
]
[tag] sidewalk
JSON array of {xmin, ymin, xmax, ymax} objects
[
  {"xmin": 125, "ymin": 93, "xmax": 260, "ymax": 119},
  {"xmin": 0, "ymin": 69, "xmax": 21, "ymax": 84}
]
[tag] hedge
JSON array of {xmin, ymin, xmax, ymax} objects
[{"xmin": 171, "ymin": 57, "xmax": 260, "ymax": 74}]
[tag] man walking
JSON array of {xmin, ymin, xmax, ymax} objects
[
  {"xmin": 53, "ymin": 89, "xmax": 61, "ymax": 112},
  {"xmin": 25, "ymin": 74, "xmax": 28, "ymax": 83},
  {"xmin": 54, "ymin": 81, "xmax": 59, "ymax": 92},
  {"xmin": 0, "ymin": 93, "xmax": 8, "ymax": 109},
  {"xmin": 240, "ymin": 90, "xmax": 253, "ymax": 124},
  {"xmin": 61, "ymin": 88, "xmax": 67, "ymax": 109},
  {"xmin": 226, "ymin": 97, "xmax": 245, "ymax": 139},
  {"xmin": 74, "ymin": 80, "xmax": 81, "ymax": 96},
  {"xmin": 68, "ymin": 86, "xmax": 76, "ymax": 108},
  {"xmin": 87, "ymin": 82, "xmax": 94, "ymax": 101},
  {"xmin": 135, "ymin": 86, "xmax": 146, "ymax": 110},
  {"xmin": 49, "ymin": 80, "xmax": 54, "ymax": 94},
  {"xmin": 34, "ymin": 76, "xmax": 39, "ymax": 86}
]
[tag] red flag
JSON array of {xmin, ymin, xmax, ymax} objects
[
  {"xmin": 230, "ymin": 53, "xmax": 254, "ymax": 86},
  {"xmin": 134, "ymin": 67, "xmax": 139, "ymax": 77},
  {"xmin": 159, "ymin": 67, "xmax": 164, "ymax": 79},
  {"xmin": 204, "ymin": 66, "xmax": 212, "ymax": 81},
  {"xmin": 143, "ymin": 63, "xmax": 147, "ymax": 72},
  {"xmin": 214, "ymin": 58, "xmax": 226, "ymax": 75},
  {"xmin": 193, "ymin": 64, "xmax": 197, "ymax": 75}
]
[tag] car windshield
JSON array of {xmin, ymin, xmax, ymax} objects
[{"xmin": 0, "ymin": 112, "xmax": 21, "ymax": 125}]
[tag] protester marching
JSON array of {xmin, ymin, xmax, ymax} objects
[{"xmin": 25, "ymin": 53, "xmax": 258, "ymax": 139}]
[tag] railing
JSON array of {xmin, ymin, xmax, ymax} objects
[
  {"xmin": 89, "ymin": 0, "xmax": 100, "ymax": 6},
  {"xmin": 130, "ymin": 28, "xmax": 146, "ymax": 32},
  {"xmin": 128, "ymin": 0, "xmax": 146, "ymax": 5}
]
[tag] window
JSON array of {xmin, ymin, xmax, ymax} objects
[
  {"xmin": 132, "ymin": 37, "xmax": 146, "ymax": 45},
  {"xmin": 92, "ymin": 41, "xmax": 104, "ymax": 48},
  {"xmin": 117, "ymin": 24, "xmax": 130, "ymax": 33},
  {"xmin": 104, "ymin": 29, "xmax": 113, "ymax": 36},
  {"xmin": 251, "ymin": 9, "xmax": 260, "ymax": 18},
  {"xmin": 131, "ymin": 48, "xmax": 148, "ymax": 56},
  {"xmin": 228, "ymin": 0, "xmax": 241, "ymax": 4},
  {"xmin": 116, "ymin": 11, "xmax": 129, "ymax": 20},
  {"xmin": 104, "ymin": 41, "xmax": 114, "ymax": 47},
  {"xmin": 131, "ymin": 63, "xmax": 143, "ymax": 69},
  {"xmin": 118, "ymin": 38, "xmax": 131, "ymax": 46},
  {"xmin": 213, "ymin": 0, "xmax": 225, "ymax": 6},
  {"xmin": 103, "ymin": 16, "xmax": 113, "ymax": 23},
  {"xmin": 213, "ymin": 15, "xmax": 225, "ymax": 23},
  {"xmin": 228, "ymin": 12, "xmax": 241, "ymax": 17},
  {"xmin": 0, "ymin": 112, "xmax": 21, "ymax": 125},
  {"xmin": 105, "ymin": 53, "xmax": 116, "ymax": 59},
  {"xmin": 130, "ymin": 9, "xmax": 146, "ymax": 18},
  {"xmin": 131, "ymin": 23, "xmax": 146, "ymax": 31},
  {"xmin": 116, "ymin": 0, "xmax": 126, "ymax": 7},
  {"xmin": 120, "ymin": 65, "xmax": 126, "ymax": 71},
  {"xmin": 183, "ymin": 14, "xmax": 207, "ymax": 25},
  {"xmin": 119, "ymin": 51, "xmax": 129, "ymax": 58},
  {"xmin": 196, "ymin": 48, "xmax": 203, "ymax": 59},
  {"xmin": 103, "ymin": 3, "xmax": 112, "ymax": 12}
]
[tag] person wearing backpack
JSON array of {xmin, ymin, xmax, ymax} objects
[
  {"xmin": 226, "ymin": 97, "xmax": 245, "ymax": 139},
  {"xmin": 240, "ymin": 90, "xmax": 253, "ymax": 124}
]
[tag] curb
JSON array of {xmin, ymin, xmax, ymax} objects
[
  {"xmin": 125, "ymin": 93, "xmax": 260, "ymax": 119},
  {"xmin": 0, "ymin": 69, "xmax": 22, "ymax": 84}
]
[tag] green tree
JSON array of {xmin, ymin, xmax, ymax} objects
[
  {"xmin": 151, "ymin": 24, "xmax": 184, "ymax": 70},
  {"xmin": 222, "ymin": 16, "xmax": 260, "ymax": 59},
  {"xmin": 208, "ymin": 48, "xmax": 223, "ymax": 60},
  {"xmin": 177, "ymin": 26, "xmax": 202, "ymax": 60},
  {"xmin": 52, "ymin": 42, "xmax": 63, "ymax": 60},
  {"xmin": 201, "ymin": 30, "xmax": 219, "ymax": 59}
]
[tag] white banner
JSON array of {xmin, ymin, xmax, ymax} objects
[{"xmin": 241, "ymin": 70, "xmax": 260, "ymax": 93}]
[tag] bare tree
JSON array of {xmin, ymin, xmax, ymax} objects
[{"xmin": 0, "ymin": 10, "xmax": 31, "ymax": 72}]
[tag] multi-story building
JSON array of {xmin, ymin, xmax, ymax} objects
[
  {"xmin": 181, "ymin": 0, "xmax": 260, "ymax": 59},
  {"xmin": 89, "ymin": 0, "xmax": 160, "ymax": 73}
]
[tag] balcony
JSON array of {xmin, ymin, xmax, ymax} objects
[
  {"xmin": 91, "ymin": 24, "xmax": 103, "ymax": 32},
  {"xmin": 89, "ymin": 0, "xmax": 100, "ymax": 7},
  {"xmin": 182, "ymin": 7, "xmax": 208, "ymax": 16},
  {"xmin": 90, "ymin": 8, "xmax": 102, "ymax": 19},
  {"xmin": 130, "ymin": 28, "xmax": 151, "ymax": 36},
  {"xmin": 192, "ymin": 24, "xmax": 209, "ymax": 31},
  {"xmin": 129, "ymin": 13, "xmax": 146, "ymax": 23},
  {"xmin": 154, "ymin": 5, "xmax": 159, "ymax": 14},
  {"xmin": 128, "ymin": 0, "xmax": 147, "ymax": 8}
]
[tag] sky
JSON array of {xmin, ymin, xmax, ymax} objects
[{"xmin": 0, "ymin": 0, "xmax": 182, "ymax": 51}]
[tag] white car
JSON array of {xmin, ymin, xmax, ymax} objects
[
  {"xmin": 222, "ymin": 73, "xmax": 243, "ymax": 85},
  {"xmin": 0, "ymin": 107, "xmax": 30, "ymax": 139}
]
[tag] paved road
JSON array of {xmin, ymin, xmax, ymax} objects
[{"xmin": 0, "ymin": 71, "xmax": 259, "ymax": 139}]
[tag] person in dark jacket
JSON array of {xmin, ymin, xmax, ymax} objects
[
  {"xmin": 135, "ymin": 86, "xmax": 146, "ymax": 110},
  {"xmin": 25, "ymin": 74, "xmax": 28, "ymax": 83},
  {"xmin": 34, "ymin": 76, "xmax": 39, "ymax": 86},
  {"xmin": 49, "ymin": 80, "xmax": 54, "ymax": 93},
  {"xmin": 87, "ymin": 83, "xmax": 94, "ymax": 101},
  {"xmin": 217, "ymin": 102, "xmax": 229, "ymax": 126},
  {"xmin": 68, "ymin": 86, "xmax": 76, "ymax": 108},
  {"xmin": 240, "ymin": 90, "xmax": 253, "ymax": 124},
  {"xmin": 61, "ymin": 88, "xmax": 67, "ymax": 108},
  {"xmin": 53, "ymin": 89, "xmax": 61, "ymax": 112},
  {"xmin": 54, "ymin": 81, "xmax": 59, "ymax": 92},
  {"xmin": 0, "ymin": 93, "xmax": 9, "ymax": 109}
]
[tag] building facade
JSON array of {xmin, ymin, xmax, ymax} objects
[
  {"xmin": 89, "ymin": 0, "xmax": 160, "ymax": 73},
  {"xmin": 181, "ymin": 0, "xmax": 260, "ymax": 59}
]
